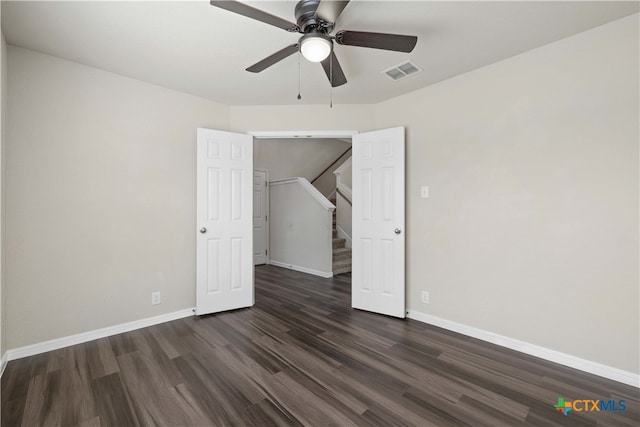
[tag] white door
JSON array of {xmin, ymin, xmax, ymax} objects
[
  {"xmin": 253, "ymin": 169, "xmax": 269, "ymax": 265},
  {"xmin": 352, "ymin": 127, "xmax": 405, "ymax": 318},
  {"xmin": 196, "ymin": 128, "xmax": 254, "ymax": 315}
]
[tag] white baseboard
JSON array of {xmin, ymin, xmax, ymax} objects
[
  {"xmin": 0, "ymin": 351, "xmax": 8, "ymax": 377},
  {"xmin": 6, "ymin": 308, "xmax": 195, "ymax": 362},
  {"xmin": 5, "ymin": 303, "xmax": 635, "ymax": 389},
  {"xmin": 407, "ymin": 310, "xmax": 639, "ymax": 388},
  {"xmin": 269, "ymin": 260, "xmax": 333, "ymax": 278},
  {"xmin": 336, "ymin": 225, "xmax": 352, "ymax": 249}
]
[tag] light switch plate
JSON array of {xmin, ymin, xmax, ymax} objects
[{"xmin": 421, "ymin": 186, "xmax": 429, "ymax": 198}]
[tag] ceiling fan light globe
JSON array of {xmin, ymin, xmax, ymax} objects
[{"xmin": 300, "ymin": 36, "xmax": 331, "ymax": 62}]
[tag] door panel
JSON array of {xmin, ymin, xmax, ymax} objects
[
  {"xmin": 352, "ymin": 127, "xmax": 405, "ymax": 318},
  {"xmin": 196, "ymin": 128, "xmax": 254, "ymax": 315}
]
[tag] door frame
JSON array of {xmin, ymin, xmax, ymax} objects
[
  {"xmin": 250, "ymin": 131, "xmax": 359, "ymax": 140},
  {"xmin": 251, "ymin": 130, "xmax": 359, "ymax": 271}
]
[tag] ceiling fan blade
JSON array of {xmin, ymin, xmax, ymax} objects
[
  {"xmin": 335, "ymin": 30, "xmax": 417, "ymax": 53},
  {"xmin": 246, "ymin": 44, "xmax": 299, "ymax": 73},
  {"xmin": 321, "ymin": 51, "xmax": 347, "ymax": 87},
  {"xmin": 315, "ymin": 0, "xmax": 350, "ymax": 24},
  {"xmin": 210, "ymin": 0, "xmax": 299, "ymax": 32}
]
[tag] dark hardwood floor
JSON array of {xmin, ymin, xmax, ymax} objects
[{"xmin": 2, "ymin": 265, "xmax": 638, "ymax": 426}]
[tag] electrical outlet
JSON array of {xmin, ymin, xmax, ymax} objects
[
  {"xmin": 151, "ymin": 291, "xmax": 161, "ymax": 305},
  {"xmin": 421, "ymin": 291, "xmax": 429, "ymax": 304}
]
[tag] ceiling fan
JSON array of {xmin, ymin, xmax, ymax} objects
[{"xmin": 209, "ymin": 0, "xmax": 418, "ymax": 87}]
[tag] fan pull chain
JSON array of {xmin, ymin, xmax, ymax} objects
[
  {"xmin": 297, "ymin": 52, "xmax": 302, "ymax": 100},
  {"xmin": 329, "ymin": 52, "xmax": 333, "ymax": 108}
]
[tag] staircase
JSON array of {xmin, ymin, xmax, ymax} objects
[{"xmin": 331, "ymin": 201, "xmax": 352, "ymax": 275}]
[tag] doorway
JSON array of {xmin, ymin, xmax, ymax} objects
[
  {"xmin": 196, "ymin": 128, "xmax": 405, "ymax": 318},
  {"xmin": 252, "ymin": 134, "xmax": 352, "ymax": 273}
]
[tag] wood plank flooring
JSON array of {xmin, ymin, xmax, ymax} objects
[{"xmin": 2, "ymin": 265, "xmax": 639, "ymax": 426}]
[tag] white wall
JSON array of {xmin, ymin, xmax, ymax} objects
[
  {"xmin": 269, "ymin": 179, "xmax": 333, "ymax": 277},
  {"xmin": 339, "ymin": 159, "xmax": 352, "ymax": 189},
  {"xmin": 376, "ymin": 14, "xmax": 639, "ymax": 374},
  {"xmin": 229, "ymin": 104, "xmax": 376, "ymax": 133},
  {"xmin": 5, "ymin": 47, "xmax": 229, "ymax": 349},
  {"xmin": 254, "ymin": 138, "xmax": 349, "ymax": 182}
]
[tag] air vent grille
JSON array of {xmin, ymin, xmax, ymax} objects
[{"xmin": 383, "ymin": 61, "xmax": 422, "ymax": 81}]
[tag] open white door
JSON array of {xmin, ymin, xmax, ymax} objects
[
  {"xmin": 352, "ymin": 127, "xmax": 405, "ymax": 318},
  {"xmin": 253, "ymin": 169, "xmax": 269, "ymax": 265},
  {"xmin": 196, "ymin": 128, "xmax": 254, "ymax": 315}
]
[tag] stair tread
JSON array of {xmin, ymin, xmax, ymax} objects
[
  {"xmin": 331, "ymin": 202, "xmax": 349, "ymax": 270},
  {"xmin": 333, "ymin": 247, "xmax": 351, "ymax": 255},
  {"xmin": 333, "ymin": 261, "xmax": 352, "ymax": 274},
  {"xmin": 333, "ymin": 241, "xmax": 346, "ymax": 249}
]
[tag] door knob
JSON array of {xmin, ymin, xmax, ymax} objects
[
  {"xmin": 394, "ymin": 228, "xmax": 402, "ymax": 235},
  {"xmin": 200, "ymin": 228, "xmax": 207, "ymax": 234}
]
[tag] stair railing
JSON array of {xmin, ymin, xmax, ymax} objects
[{"xmin": 311, "ymin": 146, "xmax": 353, "ymax": 197}]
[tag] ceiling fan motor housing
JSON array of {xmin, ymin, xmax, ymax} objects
[{"xmin": 295, "ymin": 0, "xmax": 333, "ymax": 33}]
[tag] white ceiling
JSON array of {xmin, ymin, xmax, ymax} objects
[{"xmin": 2, "ymin": 1, "xmax": 638, "ymax": 106}]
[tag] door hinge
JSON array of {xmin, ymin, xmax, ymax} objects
[
  {"xmin": 265, "ymin": 249, "xmax": 268, "ymax": 256},
  {"xmin": 265, "ymin": 181, "xmax": 267, "ymax": 187},
  {"xmin": 265, "ymin": 215, "xmax": 267, "ymax": 221}
]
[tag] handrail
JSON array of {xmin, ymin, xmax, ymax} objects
[
  {"xmin": 270, "ymin": 178, "xmax": 335, "ymax": 211},
  {"xmin": 311, "ymin": 147, "xmax": 352, "ymax": 185}
]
